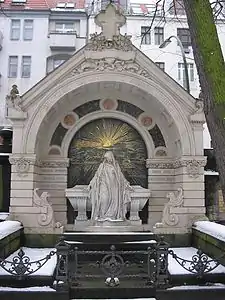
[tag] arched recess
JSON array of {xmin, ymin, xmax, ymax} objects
[
  {"xmin": 23, "ymin": 72, "xmax": 196, "ymax": 156},
  {"xmin": 66, "ymin": 117, "xmax": 149, "ymax": 224},
  {"xmin": 61, "ymin": 111, "xmax": 155, "ymax": 159}
]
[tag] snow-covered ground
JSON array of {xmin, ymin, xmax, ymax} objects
[
  {"xmin": 0, "ymin": 221, "xmax": 22, "ymax": 240},
  {"xmin": 0, "ymin": 247, "xmax": 57, "ymax": 276},
  {"xmin": 169, "ymin": 247, "xmax": 225, "ymax": 275},
  {"xmin": 194, "ymin": 221, "xmax": 225, "ymax": 242},
  {"xmin": 0, "ymin": 286, "xmax": 55, "ymax": 292}
]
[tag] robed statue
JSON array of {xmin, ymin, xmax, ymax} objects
[{"xmin": 87, "ymin": 151, "xmax": 133, "ymax": 222}]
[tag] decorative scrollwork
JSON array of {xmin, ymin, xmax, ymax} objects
[
  {"xmin": 0, "ymin": 248, "xmax": 56, "ymax": 279},
  {"xmin": 169, "ymin": 248, "xmax": 223, "ymax": 278},
  {"xmin": 101, "ymin": 245, "xmax": 125, "ymax": 282}
]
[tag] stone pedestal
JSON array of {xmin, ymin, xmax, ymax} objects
[{"xmin": 66, "ymin": 184, "xmax": 151, "ymax": 230}]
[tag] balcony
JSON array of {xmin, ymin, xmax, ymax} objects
[
  {"xmin": 0, "ymin": 31, "xmax": 3, "ymax": 51},
  {"xmin": 48, "ymin": 32, "xmax": 76, "ymax": 51}
]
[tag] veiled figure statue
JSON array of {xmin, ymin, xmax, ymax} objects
[{"xmin": 88, "ymin": 151, "xmax": 133, "ymax": 223}]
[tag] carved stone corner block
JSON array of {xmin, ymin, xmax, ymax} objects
[
  {"xmin": 174, "ymin": 158, "xmax": 206, "ymax": 179},
  {"xmin": 6, "ymin": 109, "xmax": 28, "ymax": 121},
  {"xmin": 9, "ymin": 155, "xmax": 37, "ymax": 177}
]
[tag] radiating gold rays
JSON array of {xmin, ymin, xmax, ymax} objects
[{"xmin": 74, "ymin": 120, "xmax": 134, "ymax": 149}]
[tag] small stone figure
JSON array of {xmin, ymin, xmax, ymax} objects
[{"xmin": 6, "ymin": 84, "xmax": 23, "ymax": 111}]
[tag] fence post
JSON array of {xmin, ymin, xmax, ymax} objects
[
  {"xmin": 55, "ymin": 238, "xmax": 70, "ymax": 291},
  {"xmin": 155, "ymin": 236, "xmax": 170, "ymax": 288}
]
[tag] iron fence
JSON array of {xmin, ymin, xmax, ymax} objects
[
  {"xmin": 0, "ymin": 248, "xmax": 56, "ymax": 279},
  {"xmin": 0, "ymin": 237, "xmax": 224, "ymax": 288}
]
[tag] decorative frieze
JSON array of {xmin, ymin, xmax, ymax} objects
[
  {"xmin": 146, "ymin": 158, "xmax": 206, "ymax": 178},
  {"xmin": 70, "ymin": 58, "xmax": 152, "ymax": 80},
  {"xmin": 38, "ymin": 160, "xmax": 69, "ymax": 168}
]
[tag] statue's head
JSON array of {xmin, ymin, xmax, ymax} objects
[{"xmin": 103, "ymin": 151, "xmax": 115, "ymax": 164}]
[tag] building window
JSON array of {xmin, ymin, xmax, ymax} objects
[
  {"xmin": 21, "ymin": 56, "xmax": 31, "ymax": 78},
  {"xmin": 178, "ymin": 62, "xmax": 194, "ymax": 87},
  {"xmin": 23, "ymin": 20, "xmax": 33, "ymax": 40},
  {"xmin": 10, "ymin": 20, "xmax": 20, "ymax": 40},
  {"xmin": 55, "ymin": 22, "xmax": 75, "ymax": 33},
  {"xmin": 155, "ymin": 62, "xmax": 165, "ymax": 71},
  {"xmin": 53, "ymin": 59, "xmax": 65, "ymax": 69},
  {"xmin": 141, "ymin": 26, "xmax": 151, "ymax": 45},
  {"xmin": 154, "ymin": 27, "xmax": 164, "ymax": 45},
  {"xmin": 177, "ymin": 28, "xmax": 191, "ymax": 48},
  {"xmin": 8, "ymin": 56, "xmax": 18, "ymax": 78}
]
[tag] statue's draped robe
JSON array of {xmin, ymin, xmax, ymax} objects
[{"xmin": 89, "ymin": 160, "xmax": 131, "ymax": 221}]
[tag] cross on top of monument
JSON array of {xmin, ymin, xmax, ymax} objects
[{"xmin": 95, "ymin": 3, "xmax": 126, "ymax": 40}]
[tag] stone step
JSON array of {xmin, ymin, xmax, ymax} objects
[{"xmin": 63, "ymin": 231, "xmax": 155, "ymax": 244}]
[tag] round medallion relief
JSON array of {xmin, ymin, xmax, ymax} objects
[
  {"xmin": 100, "ymin": 99, "xmax": 118, "ymax": 110},
  {"xmin": 140, "ymin": 116, "xmax": 153, "ymax": 127},
  {"xmin": 61, "ymin": 112, "xmax": 78, "ymax": 129}
]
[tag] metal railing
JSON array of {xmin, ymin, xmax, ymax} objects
[{"xmin": 0, "ymin": 237, "xmax": 224, "ymax": 289}]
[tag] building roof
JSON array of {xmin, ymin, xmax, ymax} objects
[{"xmin": 0, "ymin": 0, "xmax": 85, "ymax": 11}]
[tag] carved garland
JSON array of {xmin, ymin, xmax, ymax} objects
[
  {"xmin": 70, "ymin": 58, "xmax": 152, "ymax": 80},
  {"xmin": 86, "ymin": 33, "xmax": 134, "ymax": 52}
]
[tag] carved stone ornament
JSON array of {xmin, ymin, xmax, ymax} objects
[
  {"xmin": 9, "ymin": 157, "xmax": 31, "ymax": 176},
  {"xmin": 33, "ymin": 188, "xmax": 62, "ymax": 228},
  {"xmin": 155, "ymin": 187, "xmax": 184, "ymax": 227},
  {"xmin": 6, "ymin": 85, "xmax": 24, "ymax": 112},
  {"xmin": 194, "ymin": 99, "xmax": 204, "ymax": 113},
  {"xmin": 86, "ymin": 33, "xmax": 133, "ymax": 52},
  {"xmin": 71, "ymin": 58, "xmax": 152, "ymax": 79},
  {"xmin": 38, "ymin": 160, "xmax": 69, "ymax": 168},
  {"xmin": 147, "ymin": 158, "xmax": 206, "ymax": 172}
]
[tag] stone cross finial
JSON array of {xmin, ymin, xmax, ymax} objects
[{"xmin": 95, "ymin": 3, "xmax": 126, "ymax": 40}]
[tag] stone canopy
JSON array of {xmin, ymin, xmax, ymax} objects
[{"xmin": 6, "ymin": 4, "xmax": 207, "ymax": 235}]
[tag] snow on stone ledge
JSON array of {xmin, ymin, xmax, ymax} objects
[
  {"xmin": 0, "ymin": 221, "xmax": 22, "ymax": 240},
  {"xmin": 193, "ymin": 221, "xmax": 225, "ymax": 242},
  {"xmin": 0, "ymin": 286, "xmax": 55, "ymax": 292}
]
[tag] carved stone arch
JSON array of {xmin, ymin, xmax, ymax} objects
[
  {"xmin": 61, "ymin": 110, "xmax": 155, "ymax": 159},
  {"xmin": 23, "ymin": 72, "xmax": 195, "ymax": 156}
]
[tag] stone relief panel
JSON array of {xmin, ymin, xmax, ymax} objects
[
  {"xmin": 155, "ymin": 187, "xmax": 184, "ymax": 227},
  {"xmin": 70, "ymin": 58, "xmax": 152, "ymax": 80},
  {"xmin": 33, "ymin": 188, "xmax": 62, "ymax": 228}
]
